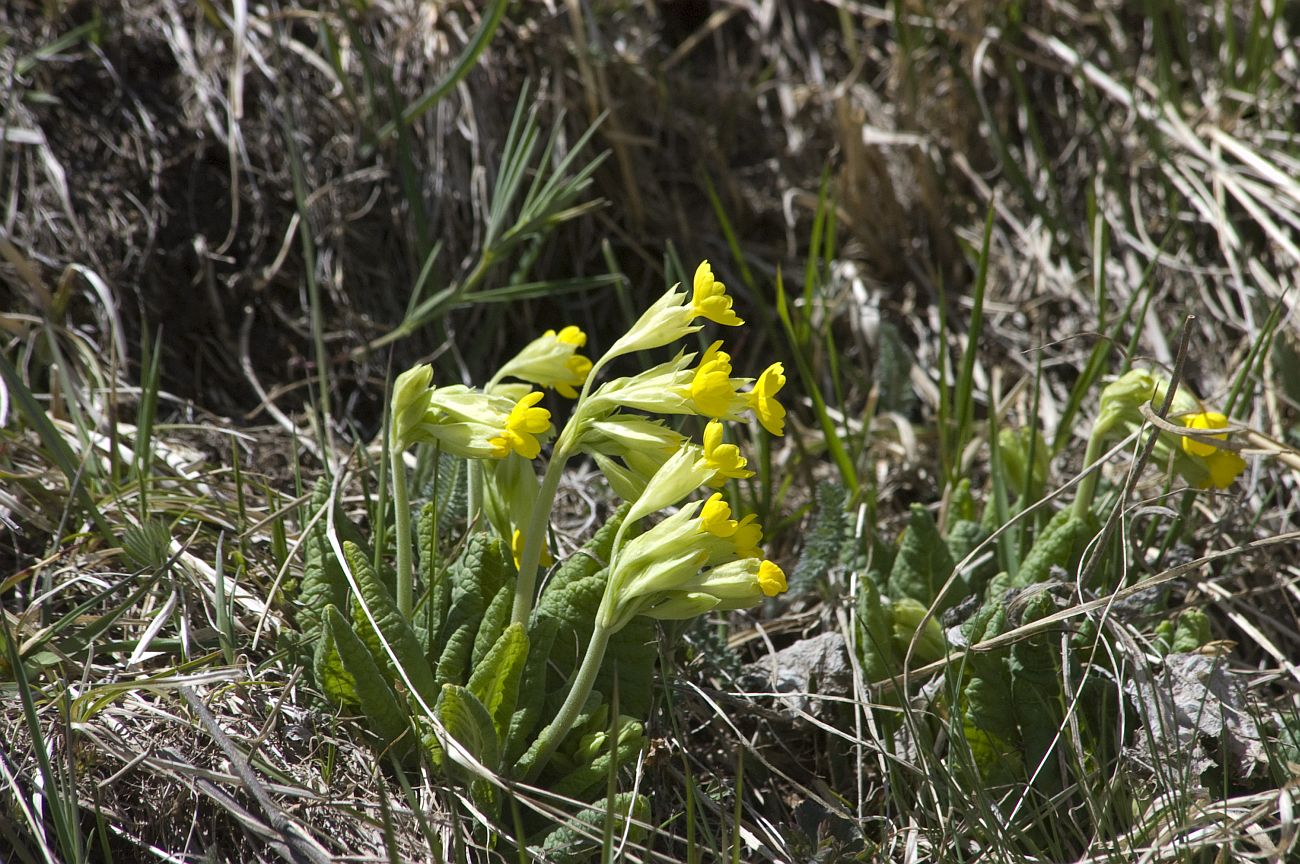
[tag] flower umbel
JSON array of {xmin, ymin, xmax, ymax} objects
[
  {"xmin": 489, "ymin": 391, "xmax": 552, "ymax": 459},
  {"xmin": 691, "ymin": 260, "xmax": 744, "ymax": 326}
]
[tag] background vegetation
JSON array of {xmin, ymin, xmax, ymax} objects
[{"xmin": 3, "ymin": 0, "xmax": 1300, "ymax": 860}]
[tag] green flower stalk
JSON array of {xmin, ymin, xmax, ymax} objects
[{"xmin": 525, "ymin": 461, "xmax": 786, "ymax": 779}]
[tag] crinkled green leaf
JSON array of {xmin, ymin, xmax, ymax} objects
[
  {"xmin": 544, "ymin": 503, "xmax": 630, "ymax": 597},
  {"xmin": 434, "ymin": 684, "xmax": 500, "ymax": 806},
  {"xmin": 322, "ymin": 605, "xmax": 411, "ymax": 753},
  {"xmin": 472, "ymin": 582, "xmax": 513, "ymax": 669},
  {"xmin": 1155, "ymin": 607, "xmax": 1212, "ymax": 655},
  {"xmin": 345, "ymin": 540, "xmax": 439, "ymax": 708},
  {"xmin": 312, "ymin": 606, "xmax": 357, "ymax": 706},
  {"xmin": 790, "ymin": 481, "xmax": 850, "ymax": 594},
  {"xmin": 949, "ymin": 478, "xmax": 977, "ymax": 524},
  {"xmin": 436, "ymin": 622, "xmax": 475, "ymax": 688},
  {"xmin": 550, "ymin": 717, "xmax": 645, "ymax": 802},
  {"xmin": 855, "ymin": 576, "xmax": 897, "ymax": 684},
  {"xmin": 1012, "ymin": 509, "xmax": 1094, "ymax": 589},
  {"xmin": 944, "ymin": 519, "xmax": 991, "ymax": 599},
  {"xmin": 467, "ymin": 622, "xmax": 528, "ymax": 740},
  {"xmin": 1008, "ymin": 591, "xmax": 1063, "ymax": 792},
  {"xmin": 535, "ymin": 792, "xmax": 648, "ymax": 863},
  {"xmin": 890, "ymin": 597, "xmax": 946, "ymax": 666},
  {"xmin": 415, "ymin": 501, "xmax": 452, "ymax": 656},
  {"xmin": 887, "ymin": 504, "xmax": 955, "ymax": 610},
  {"xmin": 506, "ymin": 616, "xmax": 558, "ymax": 765},
  {"xmin": 535, "ymin": 570, "xmax": 657, "ymax": 719},
  {"xmin": 514, "ymin": 689, "xmax": 602, "ymax": 779},
  {"xmin": 297, "ymin": 478, "xmax": 364, "ymax": 646},
  {"xmin": 960, "ymin": 601, "xmax": 1020, "ymax": 783}
]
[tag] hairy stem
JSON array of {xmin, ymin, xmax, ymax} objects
[
  {"xmin": 391, "ymin": 445, "xmax": 414, "ymax": 619},
  {"xmin": 1071, "ymin": 430, "xmax": 1106, "ymax": 522},
  {"xmin": 524, "ymin": 620, "xmax": 612, "ymax": 782}
]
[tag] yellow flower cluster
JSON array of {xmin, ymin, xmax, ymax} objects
[{"xmin": 389, "ymin": 364, "xmax": 553, "ymax": 461}]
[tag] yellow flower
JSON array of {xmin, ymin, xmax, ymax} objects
[
  {"xmin": 731, "ymin": 514, "xmax": 763, "ymax": 559},
  {"xmin": 1202, "ymin": 450, "xmax": 1247, "ymax": 489},
  {"xmin": 688, "ymin": 342, "xmax": 744, "ymax": 417},
  {"xmin": 691, "ymin": 260, "xmax": 743, "ymax": 326},
  {"xmin": 495, "ymin": 326, "xmax": 592, "ymax": 398},
  {"xmin": 698, "ymin": 492, "xmax": 738, "ymax": 538},
  {"xmin": 552, "ymin": 325, "xmax": 587, "ymax": 347},
  {"xmin": 757, "ymin": 560, "xmax": 787, "ymax": 597},
  {"xmin": 604, "ymin": 287, "xmax": 699, "ymax": 361},
  {"xmin": 511, "ymin": 529, "xmax": 553, "ymax": 570},
  {"xmin": 748, "ymin": 362, "xmax": 787, "ymax": 436},
  {"xmin": 1180, "ymin": 411, "xmax": 1229, "ymax": 458},
  {"xmin": 489, "ymin": 391, "xmax": 552, "ymax": 459},
  {"xmin": 697, "ymin": 420, "xmax": 754, "ymax": 486},
  {"xmin": 1179, "ymin": 411, "xmax": 1247, "ymax": 489}
]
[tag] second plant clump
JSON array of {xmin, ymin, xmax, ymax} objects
[{"xmin": 297, "ymin": 261, "xmax": 788, "ymax": 848}]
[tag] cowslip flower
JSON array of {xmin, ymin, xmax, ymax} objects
[
  {"xmin": 494, "ymin": 325, "xmax": 593, "ymax": 398},
  {"xmin": 624, "ymin": 443, "xmax": 713, "ymax": 525},
  {"xmin": 601, "ymin": 261, "xmax": 744, "ymax": 363},
  {"xmin": 692, "ymin": 260, "xmax": 743, "ymax": 326},
  {"xmin": 1179, "ymin": 411, "xmax": 1247, "ymax": 489},
  {"xmin": 748, "ymin": 362, "xmax": 787, "ymax": 436},
  {"xmin": 402, "ymin": 383, "xmax": 516, "ymax": 460},
  {"xmin": 489, "ymin": 391, "xmax": 552, "ymax": 459},
  {"xmin": 683, "ymin": 342, "xmax": 749, "ymax": 419},
  {"xmin": 698, "ymin": 420, "xmax": 754, "ymax": 486}
]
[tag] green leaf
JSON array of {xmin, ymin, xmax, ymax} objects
[
  {"xmin": 890, "ymin": 597, "xmax": 947, "ymax": 666},
  {"xmin": 437, "ymin": 533, "xmax": 510, "ymax": 671},
  {"xmin": 535, "ymin": 570, "xmax": 657, "ymax": 720},
  {"xmin": 1155, "ymin": 608, "xmax": 1212, "ymax": 655},
  {"xmin": 1008, "ymin": 592, "xmax": 1064, "ymax": 792},
  {"xmin": 855, "ymin": 576, "xmax": 898, "ymax": 684},
  {"xmin": 322, "ymin": 605, "xmax": 411, "ymax": 753},
  {"xmin": 297, "ymin": 479, "xmax": 349, "ymax": 646},
  {"xmin": 949, "ymin": 478, "xmax": 977, "ymax": 523},
  {"xmin": 535, "ymin": 792, "xmax": 649, "ymax": 863},
  {"xmin": 466, "ymin": 622, "xmax": 529, "ymax": 740},
  {"xmin": 1012, "ymin": 510, "xmax": 1094, "ymax": 589},
  {"xmin": 960, "ymin": 602, "xmax": 1020, "ymax": 783},
  {"xmin": 531, "ymin": 503, "xmax": 655, "ymax": 719},
  {"xmin": 345, "ymin": 540, "xmax": 439, "ymax": 707},
  {"xmin": 543, "ymin": 504, "xmax": 629, "ymax": 597},
  {"xmin": 415, "ymin": 501, "xmax": 452, "ymax": 654},
  {"xmin": 313, "ymin": 606, "xmax": 358, "ymax": 706},
  {"xmin": 944, "ymin": 519, "xmax": 990, "ymax": 598},
  {"xmin": 506, "ymin": 615, "xmax": 558, "ymax": 765},
  {"xmin": 471, "ymin": 582, "xmax": 512, "ymax": 669},
  {"xmin": 887, "ymin": 504, "xmax": 956, "ymax": 609},
  {"xmin": 434, "ymin": 684, "xmax": 501, "ymax": 806},
  {"xmin": 550, "ymin": 717, "xmax": 645, "ymax": 802}
]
